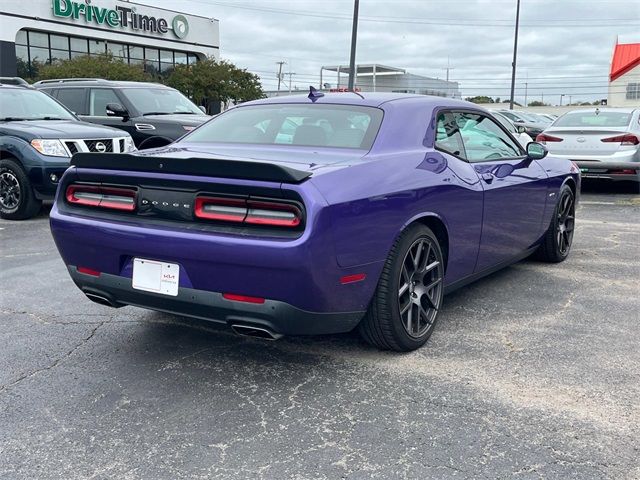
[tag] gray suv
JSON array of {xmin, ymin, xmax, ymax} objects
[{"xmin": 34, "ymin": 79, "xmax": 210, "ymax": 150}]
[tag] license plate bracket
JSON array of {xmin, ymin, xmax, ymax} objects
[{"xmin": 132, "ymin": 258, "xmax": 179, "ymax": 296}]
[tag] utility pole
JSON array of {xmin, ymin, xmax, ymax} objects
[
  {"xmin": 524, "ymin": 82, "xmax": 528, "ymax": 107},
  {"xmin": 509, "ymin": 0, "xmax": 521, "ymax": 110},
  {"xmin": 569, "ymin": 95, "xmax": 572, "ymax": 106},
  {"xmin": 287, "ymin": 71, "xmax": 296, "ymax": 93},
  {"xmin": 442, "ymin": 57, "xmax": 455, "ymax": 97},
  {"xmin": 276, "ymin": 61, "xmax": 286, "ymax": 92},
  {"xmin": 560, "ymin": 94, "xmax": 565, "ymax": 106},
  {"xmin": 347, "ymin": 0, "xmax": 359, "ymax": 90}
]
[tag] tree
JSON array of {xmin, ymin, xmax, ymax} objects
[
  {"xmin": 465, "ymin": 95, "xmax": 494, "ymax": 104},
  {"xmin": 37, "ymin": 54, "xmax": 150, "ymax": 82},
  {"xmin": 167, "ymin": 58, "xmax": 264, "ymax": 105},
  {"xmin": 528, "ymin": 101, "xmax": 549, "ymax": 107}
]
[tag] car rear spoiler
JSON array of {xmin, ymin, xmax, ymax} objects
[{"xmin": 70, "ymin": 153, "xmax": 313, "ymax": 184}]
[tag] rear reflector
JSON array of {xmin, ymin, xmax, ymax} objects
[
  {"xmin": 340, "ymin": 273, "xmax": 367, "ymax": 284},
  {"xmin": 195, "ymin": 196, "xmax": 302, "ymax": 228},
  {"xmin": 536, "ymin": 133, "xmax": 563, "ymax": 144},
  {"xmin": 608, "ymin": 169, "xmax": 637, "ymax": 175},
  {"xmin": 222, "ymin": 293, "xmax": 266, "ymax": 304},
  {"xmin": 77, "ymin": 266, "xmax": 101, "ymax": 277},
  {"xmin": 66, "ymin": 184, "xmax": 136, "ymax": 211},
  {"xmin": 601, "ymin": 134, "xmax": 640, "ymax": 146}
]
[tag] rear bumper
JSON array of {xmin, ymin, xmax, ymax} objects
[
  {"xmin": 50, "ymin": 198, "xmax": 382, "ymax": 315},
  {"xmin": 573, "ymin": 160, "xmax": 640, "ymax": 182},
  {"xmin": 69, "ymin": 267, "xmax": 364, "ymax": 335}
]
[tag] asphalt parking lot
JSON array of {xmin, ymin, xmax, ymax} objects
[{"xmin": 1, "ymin": 184, "xmax": 639, "ymax": 480}]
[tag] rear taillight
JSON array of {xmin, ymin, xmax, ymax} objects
[
  {"xmin": 536, "ymin": 133, "xmax": 563, "ymax": 144},
  {"xmin": 194, "ymin": 196, "xmax": 246, "ymax": 222},
  {"xmin": 194, "ymin": 195, "xmax": 302, "ymax": 228},
  {"xmin": 245, "ymin": 200, "xmax": 301, "ymax": 227},
  {"xmin": 601, "ymin": 134, "xmax": 640, "ymax": 146},
  {"xmin": 66, "ymin": 184, "xmax": 137, "ymax": 211}
]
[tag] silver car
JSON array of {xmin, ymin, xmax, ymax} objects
[
  {"xmin": 537, "ymin": 108, "xmax": 640, "ymax": 189},
  {"xmin": 490, "ymin": 110, "xmax": 534, "ymax": 148}
]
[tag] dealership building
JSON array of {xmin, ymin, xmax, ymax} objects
[{"xmin": 0, "ymin": 0, "xmax": 219, "ymax": 78}]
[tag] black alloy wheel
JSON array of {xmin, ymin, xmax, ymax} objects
[
  {"xmin": 398, "ymin": 237, "xmax": 443, "ymax": 338},
  {"xmin": 0, "ymin": 171, "xmax": 20, "ymax": 211},
  {"xmin": 536, "ymin": 184, "xmax": 575, "ymax": 263},
  {"xmin": 359, "ymin": 224, "xmax": 445, "ymax": 351},
  {"xmin": 556, "ymin": 188, "xmax": 575, "ymax": 257},
  {"xmin": 0, "ymin": 159, "xmax": 42, "ymax": 220}
]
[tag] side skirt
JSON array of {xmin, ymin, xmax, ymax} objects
[{"xmin": 443, "ymin": 246, "xmax": 538, "ymax": 295}]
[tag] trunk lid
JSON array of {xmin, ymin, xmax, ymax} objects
[{"xmin": 543, "ymin": 127, "xmax": 632, "ymax": 156}]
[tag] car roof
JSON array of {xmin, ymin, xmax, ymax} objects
[
  {"xmin": 0, "ymin": 84, "xmax": 37, "ymax": 91},
  {"xmin": 240, "ymin": 92, "xmax": 478, "ymax": 109},
  {"xmin": 33, "ymin": 78, "xmax": 174, "ymax": 89},
  {"xmin": 562, "ymin": 107, "xmax": 638, "ymax": 114}
]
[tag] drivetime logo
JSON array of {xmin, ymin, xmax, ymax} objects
[{"xmin": 52, "ymin": 0, "xmax": 188, "ymax": 38}]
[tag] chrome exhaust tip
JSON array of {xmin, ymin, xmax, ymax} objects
[
  {"xmin": 84, "ymin": 291, "xmax": 119, "ymax": 308},
  {"xmin": 231, "ymin": 324, "xmax": 282, "ymax": 341}
]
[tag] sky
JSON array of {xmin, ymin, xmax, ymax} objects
[{"xmin": 153, "ymin": 0, "xmax": 640, "ymax": 105}]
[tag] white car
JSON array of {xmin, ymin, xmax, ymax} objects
[{"xmin": 537, "ymin": 108, "xmax": 640, "ymax": 190}]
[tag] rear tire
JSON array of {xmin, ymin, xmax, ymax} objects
[
  {"xmin": 536, "ymin": 184, "xmax": 575, "ymax": 263},
  {"xmin": 0, "ymin": 159, "xmax": 42, "ymax": 220},
  {"xmin": 359, "ymin": 224, "xmax": 445, "ymax": 352}
]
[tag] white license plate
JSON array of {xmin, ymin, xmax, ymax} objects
[{"xmin": 132, "ymin": 258, "xmax": 179, "ymax": 296}]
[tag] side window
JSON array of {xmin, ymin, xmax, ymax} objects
[
  {"xmin": 434, "ymin": 112, "xmax": 465, "ymax": 158},
  {"xmin": 89, "ymin": 89, "xmax": 121, "ymax": 116},
  {"xmin": 455, "ymin": 112, "xmax": 523, "ymax": 162},
  {"xmin": 56, "ymin": 88, "xmax": 87, "ymax": 115}
]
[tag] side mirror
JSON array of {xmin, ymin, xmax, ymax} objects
[
  {"xmin": 106, "ymin": 103, "xmax": 128, "ymax": 119},
  {"xmin": 526, "ymin": 142, "xmax": 548, "ymax": 160},
  {"xmin": 198, "ymin": 105, "xmax": 206, "ymax": 114},
  {"xmin": 516, "ymin": 125, "xmax": 526, "ymax": 134}
]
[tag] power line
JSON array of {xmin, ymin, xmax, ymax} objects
[{"xmin": 192, "ymin": 0, "xmax": 640, "ymax": 27}]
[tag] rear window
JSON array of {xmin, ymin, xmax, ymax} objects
[
  {"xmin": 183, "ymin": 104, "xmax": 384, "ymax": 149},
  {"xmin": 554, "ymin": 111, "xmax": 632, "ymax": 128}
]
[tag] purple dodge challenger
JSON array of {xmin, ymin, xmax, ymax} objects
[{"xmin": 50, "ymin": 92, "xmax": 580, "ymax": 351}]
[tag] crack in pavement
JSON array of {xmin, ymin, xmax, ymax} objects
[{"xmin": 0, "ymin": 321, "xmax": 105, "ymax": 395}]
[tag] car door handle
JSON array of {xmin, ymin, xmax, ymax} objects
[{"xmin": 481, "ymin": 172, "xmax": 495, "ymax": 184}]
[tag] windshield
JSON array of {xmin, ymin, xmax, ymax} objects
[
  {"xmin": 553, "ymin": 111, "xmax": 632, "ymax": 128},
  {"xmin": 516, "ymin": 112, "xmax": 542, "ymax": 122},
  {"xmin": 498, "ymin": 111, "xmax": 522, "ymax": 122},
  {"xmin": 119, "ymin": 88, "xmax": 202, "ymax": 115},
  {"xmin": 491, "ymin": 113, "xmax": 517, "ymax": 133},
  {"xmin": 182, "ymin": 104, "xmax": 384, "ymax": 149},
  {"xmin": 0, "ymin": 88, "xmax": 76, "ymax": 121}
]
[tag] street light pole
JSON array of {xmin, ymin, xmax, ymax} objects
[
  {"xmin": 347, "ymin": 0, "xmax": 360, "ymax": 91},
  {"xmin": 509, "ymin": 0, "xmax": 521, "ymax": 110}
]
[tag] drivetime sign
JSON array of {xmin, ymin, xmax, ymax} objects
[{"xmin": 52, "ymin": 0, "xmax": 188, "ymax": 38}]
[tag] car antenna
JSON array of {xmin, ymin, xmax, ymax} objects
[
  {"xmin": 308, "ymin": 86, "xmax": 324, "ymax": 102},
  {"xmin": 350, "ymin": 89, "xmax": 365, "ymax": 100}
]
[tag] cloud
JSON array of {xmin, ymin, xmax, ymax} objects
[{"xmin": 156, "ymin": 0, "xmax": 640, "ymax": 103}]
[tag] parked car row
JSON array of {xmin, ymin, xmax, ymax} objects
[{"xmin": 0, "ymin": 79, "xmax": 211, "ymax": 219}]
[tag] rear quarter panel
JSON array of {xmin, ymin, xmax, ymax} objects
[{"xmin": 310, "ymin": 151, "xmax": 483, "ymax": 286}]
